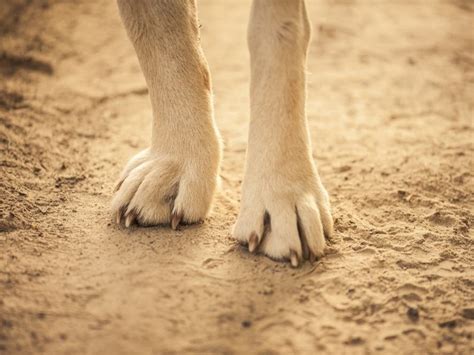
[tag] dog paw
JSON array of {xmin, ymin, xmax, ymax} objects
[
  {"xmin": 233, "ymin": 175, "xmax": 333, "ymax": 267},
  {"xmin": 112, "ymin": 148, "xmax": 219, "ymax": 229}
]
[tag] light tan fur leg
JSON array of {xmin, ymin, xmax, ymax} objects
[
  {"xmin": 112, "ymin": 0, "xmax": 221, "ymax": 228},
  {"xmin": 233, "ymin": 0, "xmax": 333, "ymax": 266}
]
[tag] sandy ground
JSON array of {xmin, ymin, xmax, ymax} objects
[{"xmin": 1, "ymin": 0, "xmax": 473, "ymax": 354}]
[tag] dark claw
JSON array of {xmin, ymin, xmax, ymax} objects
[
  {"xmin": 295, "ymin": 207, "xmax": 310, "ymax": 260},
  {"xmin": 125, "ymin": 209, "xmax": 137, "ymax": 228},
  {"xmin": 113, "ymin": 179, "xmax": 124, "ymax": 193},
  {"xmin": 171, "ymin": 211, "xmax": 183, "ymax": 230},
  {"xmin": 248, "ymin": 232, "xmax": 259, "ymax": 253},
  {"xmin": 116, "ymin": 205, "xmax": 128, "ymax": 225},
  {"xmin": 290, "ymin": 250, "xmax": 299, "ymax": 268}
]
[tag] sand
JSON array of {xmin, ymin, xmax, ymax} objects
[{"xmin": 0, "ymin": 0, "xmax": 473, "ymax": 354}]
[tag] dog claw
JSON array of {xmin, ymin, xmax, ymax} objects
[
  {"xmin": 113, "ymin": 179, "xmax": 124, "ymax": 193},
  {"xmin": 290, "ymin": 250, "xmax": 299, "ymax": 268},
  {"xmin": 125, "ymin": 211, "xmax": 136, "ymax": 228},
  {"xmin": 248, "ymin": 232, "xmax": 259, "ymax": 253},
  {"xmin": 171, "ymin": 212, "xmax": 183, "ymax": 230}
]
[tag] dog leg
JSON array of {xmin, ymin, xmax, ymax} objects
[
  {"xmin": 113, "ymin": 0, "xmax": 221, "ymax": 228},
  {"xmin": 233, "ymin": 0, "xmax": 333, "ymax": 266}
]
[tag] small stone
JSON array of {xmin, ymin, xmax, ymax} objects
[
  {"xmin": 397, "ymin": 190, "xmax": 407, "ymax": 198},
  {"xmin": 335, "ymin": 165, "xmax": 351, "ymax": 173},
  {"xmin": 241, "ymin": 320, "xmax": 252, "ymax": 328},
  {"xmin": 262, "ymin": 286, "xmax": 273, "ymax": 295},
  {"xmin": 407, "ymin": 307, "xmax": 419, "ymax": 322}
]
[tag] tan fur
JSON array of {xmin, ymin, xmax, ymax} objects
[{"xmin": 113, "ymin": 0, "xmax": 333, "ymax": 264}]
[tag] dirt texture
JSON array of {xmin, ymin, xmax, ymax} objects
[{"xmin": 1, "ymin": 1, "xmax": 473, "ymax": 354}]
